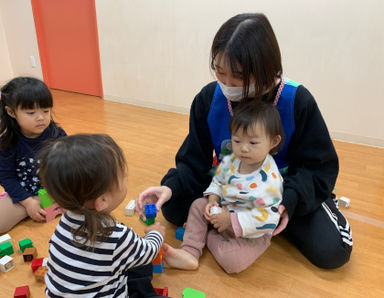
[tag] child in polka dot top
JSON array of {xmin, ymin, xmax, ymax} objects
[{"xmin": 163, "ymin": 101, "xmax": 283, "ymax": 273}]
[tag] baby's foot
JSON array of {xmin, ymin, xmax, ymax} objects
[{"xmin": 162, "ymin": 243, "xmax": 198, "ymax": 270}]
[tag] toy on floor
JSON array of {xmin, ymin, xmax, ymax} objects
[
  {"xmin": 182, "ymin": 287, "xmax": 206, "ymax": 298},
  {"xmin": 34, "ymin": 265, "xmax": 48, "ymax": 282},
  {"xmin": 19, "ymin": 238, "xmax": 33, "ymax": 253},
  {"xmin": 125, "ymin": 200, "xmax": 136, "ymax": 216},
  {"xmin": 45, "ymin": 202, "xmax": 65, "ymax": 222},
  {"xmin": 338, "ymin": 196, "xmax": 351, "ymax": 208},
  {"xmin": 38, "ymin": 188, "xmax": 54, "ymax": 208},
  {"xmin": 152, "ymin": 247, "xmax": 163, "ymax": 273},
  {"xmin": 38, "ymin": 188, "xmax": 65, "ymax": 222},
  {"xmin": 0, "ymin": 191, "xmax": 7, "ymax": 199},
  {"xmin": 31, "ymin": 257, "xmax": 47, "ymax": 272},
  {"xmin": 13, "ymin": 285, "xmax": 30, "ymax": 298},
  {"xmin": 0, "ymin": 233, "xmax": 12, "ymax": 245},
  {"xmin": 154, "ymin": 287, "xmax": 169, "ymax": 296},
  {"xmin": 0, "ymin": 255, "xmax": 15, "ymax": 272},
  {"xmin": 175, "ymin": 226, "xmax": 185, "ymax": 241},
  {"xmin": 23, "ymin": 247, "xmax": 37, "ymax": 262},
  {"xmin": 140, "ymin": 203, "xmax": 157, "ymax": 225},
  {"xmin": 0, "ymin": 241, "xmax": 14, "ymax": 256}
]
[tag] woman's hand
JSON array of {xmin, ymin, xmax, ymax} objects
[
  {"xmin": 20, "ymin": 196, "xmax": 47, "ymax": 222},
  {"xmin": 272, "ymin": 205, "xmax": 289, "ymax": 236},
  {"xmin": 136, "ymin": 186, "xmax": 172, "ymax": 220}
]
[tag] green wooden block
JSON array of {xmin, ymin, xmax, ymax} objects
[
  {"xmin": 0, "ymin": 241, "xmax": 14, "ymax": 256},
  {"xmin": 140, "ymin": 216, "xmax": 155, "ymax": 226},
  {"xmin": 19, "ymin": 238, "xmax": 33, "ymax": 253},
  {"xmin": 182, "ymin": 288, "xmax": 206, "ymax": 298},
  {"xmin": 38, "ymin": 188, "xmax": 54, "ymax": 208}
]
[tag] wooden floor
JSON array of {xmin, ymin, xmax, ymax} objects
[{"xmin": 1, "ymin": 90, "xmax": 383, "ymax": 297}]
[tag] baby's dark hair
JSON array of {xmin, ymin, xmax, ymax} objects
[
  {"xmin": 39, "ymin": 134, "xmax": 127, "ymax": 246},
  {"xmin": 0, "ymin": 77, "xmax": 57, "ymax": 149},
  {"xmin": 229, "ymin": 101, "xmax": 284, "ymax": 149},
  {"xmin": 211, "ymin": 13, "xmax": 282, "ymax": 102}
]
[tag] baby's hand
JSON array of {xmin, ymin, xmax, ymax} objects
[
  {"xmin": 144, "ymin": 222, "xmax": 166, "ymax": 238},
  {"xmin": 210, "ymin": 207, "xmax": 231, "ymax": 233},
  {"xmin": 204, "ymin": 201, "xmax": 219, "ymax": 221},
  {"xmin": 21, "ymin": 196, "xmax": 47, "ymax": 222}
]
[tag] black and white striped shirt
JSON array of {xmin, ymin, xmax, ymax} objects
[{"xmin": 45, "ymin": 211, "xmax": 163, "ymax": 297}]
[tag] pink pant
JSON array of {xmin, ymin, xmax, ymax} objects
[{"xmin": 181, "ymin": 197, "xmax": 272, "ymax": 274}]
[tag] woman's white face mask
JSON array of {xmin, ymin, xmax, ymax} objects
[{"xmin": 217, "ymin": 80, "xmax": 255, "ymax": 102}]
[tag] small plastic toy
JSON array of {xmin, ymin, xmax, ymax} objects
[
  {"xmin": 153, "ymin": 260, "xmax": 163, "ymax": 273},
  {"xmin": 19, "ymin": 238, "xmax": 33, "ymax": 253},
  {"xmin": 210, "ymin": 206, "xmax": 222, "ymax": 215},
  {"xmin": 0, "ymin": 255, "xmax": 15, "ymax": 272},
  {"xmin": 175, "ymin": 227, "xmax": 185, "ymax": 241},
  {"xmin": 0, "ymin": 233, "xmax": 12, "ymax": 245},
  {"xmin": 0, "ymin": 241, "xmax": 14, "ymax": 256},
  {"xmin": 45, "ymin": 202, "xmax": 65, "ymax": 222},
  {"xmin": 145, "ymin": 204, "xmax": 157, "ymax": 219},
  {"xmin": 13, "ymin": 285, "xmax": 30, "ymax": 298},
  {"xmin": 140, "ymin": 205, "xmax": 156, "ymax": 225},
  {"xmin": 34, "ymin": 265, "xmax": 47, "ymax": 282},
  {"xmin": 339, "ymin": 196, "xmax": 351, "ymax": 208},
  {"xmin": 31, "ymin": 257, "xmax": 44, "ymax": 272},
  {"xmin": 182, "ymin": 288, "xmax": 206, "ymax": 298},
  {"xmin": 23, "ymin": 247, "xmax": 37, "ymax": 262},
  {"xmin": 152, "ymin": 247, "xmax": 163, "ymax": 265},
  {"xmin": 125, "ymin": 200, "xmax": 136, "ymax": 216},
  {"xmin": 154, "ymin": 287, "xmax": 169, "ymax": 296},
  {"xmin": 38, "ymin": 188, "xmax": 54, "ymax": 208},
  {"xmin": 0, "ymin": 191, "xmax": 7, "ymax": 199}
]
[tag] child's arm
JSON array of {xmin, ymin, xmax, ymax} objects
[{"xmin": 116, "ymin": 223, "xmax": 165, "ymax": 270}]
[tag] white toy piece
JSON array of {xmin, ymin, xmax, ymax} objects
[
  {"xmin": 0, "ymin": 255, "xmax": 15, "ymax": 272},
  {"xmin": 0, "ymin": 233, "xmax": 11, "ymax": 245},
  {"xmin": 125, "ymin": 200, "xmax": 136, "ymax": 216},
  {"xmin": 210, "ymin": 206, "xmax": 222, "ymax": 215},
  {"xmin": 338, "ymin": 196, "xmax": 351, "ymax": 208}
]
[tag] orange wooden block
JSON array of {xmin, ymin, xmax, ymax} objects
[
  {"xmin": 34, "ymin": 266, "xmax": 47, "ymax": 283},
  {"xmin": 152, "ymin": 247, "xmax": 163, "ymax": 265},
  {"xmin": 23, "ymin": 247, "xmax": 37, "ymax": 262}
]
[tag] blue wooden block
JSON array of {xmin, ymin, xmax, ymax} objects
[
  {"xmin": 175, "ymin": 227, "xmax": 185, "ymax": 241},
  {"xmin": 153, "ymin": 260, "xmax": 163, "ymax": 273},
  {"xmin": 145, "ymin": 204, "xmax": 157, "ymax": 219}
]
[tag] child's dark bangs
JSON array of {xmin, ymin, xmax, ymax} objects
[{"xmin": 17, "ymin": 87, "xmax": 53, "ymax": 110}]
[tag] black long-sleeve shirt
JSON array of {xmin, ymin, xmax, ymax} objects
[{"xmin": 161, "ymin": 81, "xmax": 338, "ymax": 219}]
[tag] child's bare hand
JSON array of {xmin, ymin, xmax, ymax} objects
[
  {"xmin": 144, "ymin": 222, "xmax": 166, "ymax": 238},
  {"xmin": 20, "ymin": 196, "xmax": 46, "ymax": 222},
  {"xmin": 210, "ymin": 207, "xmax": 231, "ymax": 232},
  {"xmin": 204, "ymin": 201, "xmax": 219, "ymax": 221}
]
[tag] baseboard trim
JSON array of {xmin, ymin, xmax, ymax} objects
[
  {"xmin": 103, "ymin": 94, "xmax": 189, "ymax": 114},
  {"xmin": 331, "ymin": 131, "xmax": 384, "ymax": 148}
]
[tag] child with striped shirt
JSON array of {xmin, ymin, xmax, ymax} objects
[{"xmin": 39, "ymin": 134, "xmax": 165, "ymax": 297}]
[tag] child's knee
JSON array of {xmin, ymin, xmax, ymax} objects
[
  {"xmin": 190, "ymin": 197, "xmax": 208, "ymax": 212},
  {"xmin": 213, "ymin": 249, "xmax": 248, "ymax": 274}
]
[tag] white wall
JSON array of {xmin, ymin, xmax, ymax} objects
[
  {"xmin": 0, "ymin": 0, "xmax": 43, "ymax": 82},
  {"xmin": 0, "ymin": 10, "xmax": 13, "ymax": 84},
  {"xmin": 95, "ymin": 0, "xmax": 384, "ymax": 147},
  {"xmin": 0, "ymin": 0, "xmax": 382, "ymax": 146}
]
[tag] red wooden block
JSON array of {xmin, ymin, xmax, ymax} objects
[
  {"xmin": 14, "ymin": 285, "xmax": 30, "ymax": 298},
  {"xmin": 154, "ymin": 287, "xmax": 168, "ymax": 296},
  {"xmin": 31, "ymin": 257, "xmax": 44, "ymax": 272}
]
